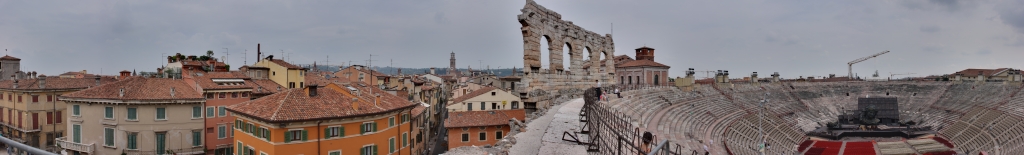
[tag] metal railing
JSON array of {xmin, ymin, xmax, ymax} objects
[
  {"xmin": 581, "ymin": 87, "xmax": 686, "ymax": 155},
  {"xmin": 55, "ymin": 136, "xmax": 93, "ymax": 154},
  {"xmin": 124, "ymin": 147, "xmax": 205, "ymax": 155},
  {"xmin": 0, "ymin": 134, "xmax": 59, "ymax": 155}
]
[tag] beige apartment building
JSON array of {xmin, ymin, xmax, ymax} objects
[
  {"xmin": 446, "ymin": 87, "xmax": 522, "ymax": 112},
  {"xmin": 0, "ymin": 75, "xmax": 117, "ymax": 153},
  {"xmin": 58, "ymin": 77, "xmax": 206, "ymax": 155}
]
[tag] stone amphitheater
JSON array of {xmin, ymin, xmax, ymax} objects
[{"xmin": 602, "ymin": 81, "xmax": 1024, "ymax": 155}]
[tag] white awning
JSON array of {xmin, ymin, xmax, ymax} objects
[{"xmin": 212, "ymin": 79, "xmax": 245, "ymax": 83}]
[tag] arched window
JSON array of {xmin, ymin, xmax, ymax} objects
[
  {"xmin": 628, "ymin": 76, "xmax": 632, "ymax": 84},
  {"xmin": 636, "ymin": 76, "xmax": 640, "ymax": 84},
  {"xmin": 620, "ymin": 76, "xmax": 624, "ymax": 84}
]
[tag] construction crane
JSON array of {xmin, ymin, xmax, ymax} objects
[{"xmin": 848, "ymin": 51, "xmax": 890, "ymax": 79}]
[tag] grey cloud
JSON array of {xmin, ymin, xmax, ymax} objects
[
  {"xmin": 902, "ymin": 0, "xmax": 973, "ymax": 12},
  {"xmin": 977, "ymin": 49, "xmax": 992, "ymax": 55},
  {"xmin": 434, "ymin": 12, "xmax": 448, "ymax": 24},
  {"xmin": 997, "ymin": 1, "xmax": 1024, "ymax": 33},
  {"xmin": 919, "ymin": 25, "xmax": 940, "ymax": 33}
]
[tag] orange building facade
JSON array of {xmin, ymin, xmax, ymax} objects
[
  {"xmin": 227, "ymin": 81, "xmax": 417, "ymax": 155},
  {"xmin": 444, "ymin": 109, "xmax": 525, "ymax": 149}
]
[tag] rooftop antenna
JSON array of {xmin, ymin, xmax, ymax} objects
[
  {"xmin": 222, "ymin": 48, "xmax": 229, "ymax": 64},
  {"xmin": 242, "ymin": 49, "xmax": 248, "ymax": 65}
]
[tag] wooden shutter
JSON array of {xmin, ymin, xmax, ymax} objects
[
  {"xmin": 301, "ymin": 130, "xmax": 308, "ymax": 141},
  {"xmin": 339, "ymin": 127, "xmax": 345, "ymax": 137},
  {"xmin": 372, "ymin": 122, "xmax": 378, "ymax": 132},
  {"xmin": 284, "ymin": 131, "xmax": 292, "ymax": 143},
  {"xmin": 325, "ymin": 128, "xmax": 330, "ymax": 139}
]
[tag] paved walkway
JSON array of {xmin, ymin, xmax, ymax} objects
[{"xmin": 509, "ymin": 98, "xmax": 588, "ymax": 155}]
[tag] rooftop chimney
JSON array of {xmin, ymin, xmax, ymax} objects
[
  {"xmin": 119, "ymin": 88, "xmax": 125, "ymax": 97},
  {"xmin": 375, "ymin": 94, "xmax": 382, "ymax": 106},
  {"xmin": 170, "ymin": 87, "xmax": 175, "ymax": 97},
  {"xmin": 352, "ymin": 98, "xmax": 360, "ymax": 110},
  {"xmin": 12, "ymin": 78, "xmax": 18, "ymax": 89},
  {"xmin": 120, "ymin": 70, "xmax": 131, "ymax": 79},
  {"xmin": 257, "ymin": 43, "xmax": 261, "ymax": 62},
  {"xmin": 95, "ymin": 75, "xmax": 101, "ymax": 86},
  {"xmin": 38, "ymin": 75, "xmax": 46, "ymax": 89},
  {"xmin": 308, "ymin": 84, "xmax": 319, "ymax": 97},
  {"xmin": 430, "ymin": 67, "xmax": 436, "ymax": 75}
]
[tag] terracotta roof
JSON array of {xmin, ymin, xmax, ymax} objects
[
  {"xmin": 0, "ymin": 76, "xmax": 118, "ymax": 90},
  {"xmin": 0, "ymin": 55, "xmax": 20, "ymax": 61},
  {"xmin": 193, "ymin": 71, "xmax": 252, "ymax": 90},
  {"xmin": 953, "ymin": 68, "xmax": 1009, "ymax": 77},
  {"xmin": 269, "ymin": 59, "xmax": 304, "ymax": 69},
  {"xmin": 226, "ymin": 83, "xmax": 417, "ymax": 123},
  {"xmin": 410, "ymin": 103, "xmax": 428, "ymax": 117},
  {"xmin": 247, "ymin": 79, "xmax": 283, "ymax": 95},
  {"xmin": 445, "ymin": 109, "xmax": 526, "ymax": 128},
  {"xmin": 61, "ymin": 77, "xmax": 204, "ymax": 101},
  {"xmin": 449, "ymin": 87, "xmax": 497, "ymax": 105},
  {"xmin": 617, "ymin": 59, "xmax": 669, "ymax": 68}
]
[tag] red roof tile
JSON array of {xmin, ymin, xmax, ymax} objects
[
  {"xmin": 0, "ymin": 55, "xmax": 20, "ymax": 61},
  {"xmin": 247, "ymin": 79, "xmax": 283, "ymax": 95},
  {"xmin": 411, "ymin": 103, "xmax": 428, "ymax": 117},
  {"xmin": 61, "ymin": 77, "xmax": 204, "ymax": 100},
  {"xmin": 226, "ymin": 83, "xmax": 417, "ymax": 123},
  {"xmin": 953, "ymin": 68, "xmax": 1009, "ymax": 77},
  {"xmin": 193, "ymin": 71, "xmax": 253, "ymax": 90},
  {"xmin": 449, "ymin": 87, "xmax": 497, "ymax": 105},
  {"xmin": 617, "ymin": 59, "xmax": 669, "ymax": 68},
  {"xmin": 0, "ymin": 76, "xmax": 118, "ymax": 90},
  {"xmin": 269, "ymin": 59, "xmax": 304, "ymax": 69},
  {"xmin": 445, "ymin": 109, "xmax": 526, "ymax": 128}
]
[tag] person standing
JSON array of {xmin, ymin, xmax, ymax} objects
[{"xmin": 615, "ymin": 88, "xmax": 620, "ymax": 98}]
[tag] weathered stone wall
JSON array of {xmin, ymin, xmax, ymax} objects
[{"xmin": 518, "ymin": 0, "xmax": 616, "ymax": 107}]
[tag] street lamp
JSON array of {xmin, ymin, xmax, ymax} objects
[{"xmin": 758, "ymin": 92, "xmax": 770, "ymax": 154}]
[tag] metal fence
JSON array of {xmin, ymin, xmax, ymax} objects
[{"xmin": 577, "ymin": 87, "xmax": 688, "ymax": 155}]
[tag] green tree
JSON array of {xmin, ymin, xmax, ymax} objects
[{"xmin": 207, "ymin": 50, "xmax": 215, "ymax": 58}]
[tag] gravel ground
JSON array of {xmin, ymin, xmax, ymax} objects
[{"xmin": 509, "ymin": 98, "xmax": 588, "ymax": 155}]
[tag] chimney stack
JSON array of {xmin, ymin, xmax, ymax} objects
[
  {"xmin": 308, "ymin": 84, "xmax": 319, "ymax": 97},
  {"xmin": 12, "ymin": 78, "xmax": 18, "ymax": 89},
  {"xmin": 257, "ymin": 43, "xmax": 261, "ymax": 62},
  {"xmin": 751, "ymin": 72, "xmax": 758, "ymax": 83},
  {"xmin": 95, "ymin": 75, "xmax": 102, "ymax": 86},
  {"xmin": 352, "ymin": 98, "xmax": 360, "ymax": 110},
  {"xmin": 120, "ymin": 70, "xmax": 131, "ymax": 79},
  {"xmin": 38, "ymin": 75, "xmax": 46, "ymax": 88},
  {"xmin": 375, "ymin": 94, "xmax": 382, "ymax": 106},
  {"xmin": 430, "ymin": 67, "xmax": 436, "ymax": 75}
]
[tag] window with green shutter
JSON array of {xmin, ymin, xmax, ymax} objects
[
  {"xmin": 72, "ymin": 124, "xmax": 81, "ymax": 143},
  {"xmin": 156, "ymin": 132, "xmax": 166, "ymax": 154},
  {"xmin": 301, "ymin": 130, "xmax": 308, "ymax": 141},
  {"xmin": 402, "ymin": 133, "xmax": 407, "ymax": 147},
  {"xmin": 219, "ymin": 106, "xmax": 226, "ymax": 116},
  {"xmin": 192, "ymin": 106, "xmax": 201, "ymax": 118},
  {"xmin": 263, "ymin": 128, "xmax": 270, "ymax": 141},
  {"xmin": 329, "ymin": 151, "xmax": 340, "ymax": 155},
  {"xmin": 72, "ymin": 105, "xmax": 80, "ymax": 116},
  {"xmin": 373, "ymin": 122, "xmax": 378, "ymax": 132},
  {"xmin": 193, "ymin": 130, "xmax": 201, "ymax": 146},
  {"xmin": 126, "ymin": 108, "xmax": 137, "ymax": 120},
  {"xmin": 156, "ymin": 108, "xmax": 166, "ymax": 120},
  {"xmin": 104, "ymin": 128, "xmax": 113, "ymax": 146},
  {"xmin": 285, "ymin": 130, "xmax": 292, "ymax": 143},
  {"xmin": 218, "ymin": 126, "xmax": 226, "ymax": 139},
  {"xmin": 237, "ymin": 142, "xmax": 243, "ymax": 155},
  {"xmin": 389, "ymin": 138, "xmax": 395, "ymax": 153},
  {"xmin": 207, "ymin": 107, "xmax": 215, "ymax": 118},
  {"xmin": 388, "ymin": 117, "xmax": 394, "ymax": 127},
  {"xmin": 127, "ymin": 133, "xmax": 137, "ymax": 149},
  {"xmin": 104, "ymin": 107, "xmax": 113, "ymax": 119}
]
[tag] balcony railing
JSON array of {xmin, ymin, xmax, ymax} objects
[
  {"xmin": 124, "ymin": 147, "xmax": 204, "ymax": 155},
  {"xmin": 55, "ymin": 137, "xmax": 93, "ymax": 154}
]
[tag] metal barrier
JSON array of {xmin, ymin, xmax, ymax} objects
[
  {"xmin": 579, "ymin": 87, "xmax": 686, "ymax": 155},
  {"xmin": 0, "ymin": 135, "xmax": 59, "ymax": 155}
]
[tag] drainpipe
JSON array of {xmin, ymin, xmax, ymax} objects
[{"xmin": 317, "ymin": 121, "xmax": 322, "ymax": 155}]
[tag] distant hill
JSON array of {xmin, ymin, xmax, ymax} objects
[{"xmin": 294, "ymin": 64, "xmax": 518, "ymax": 77}]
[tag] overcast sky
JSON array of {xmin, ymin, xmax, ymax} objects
[{"xmin": 1, "ymin": 0, "xmax": 1022, "ymax": 79}]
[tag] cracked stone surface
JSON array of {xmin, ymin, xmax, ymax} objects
[{"xmin": 510, "ymin": 98, "xmax": 588, "ymax": 155}]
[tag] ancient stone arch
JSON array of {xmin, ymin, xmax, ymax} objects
[
  {"xmin": 516, "ymin": 0, "xmax": 616, "ymax": 108},
  {"xmin": 519, "ymin": 0, "xmax": 615, "ymax": 76}
]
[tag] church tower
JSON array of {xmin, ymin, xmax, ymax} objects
[{"xmin": 449, "ymin": 52, "xmax": 457, "ymax": 76}]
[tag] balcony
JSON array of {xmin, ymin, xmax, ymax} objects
[
  {"xmin": 124, "ymin": 147, "xmax": 205, "ymax": 155},
  {"xmin": 55, "ymin": 137, "xmax": 93, "ymax": 154}
]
